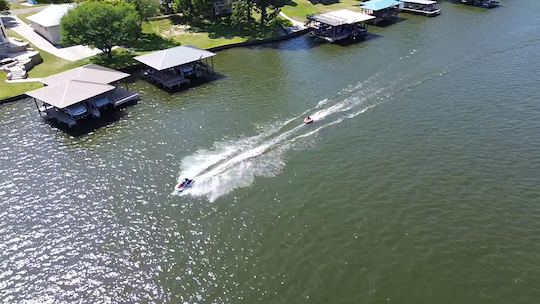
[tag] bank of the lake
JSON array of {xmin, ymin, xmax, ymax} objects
[
  {"xmin": 2, "ymin": 0, "xmax": 540, "ymax": 303},
  {"xmin": 0, "ymin": 15, "xmax": 290, "ymax": 101}
]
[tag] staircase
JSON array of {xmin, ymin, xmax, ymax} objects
[{"xmin": 6, "ymin": 65, "xmax": 27, "ymax": 80}]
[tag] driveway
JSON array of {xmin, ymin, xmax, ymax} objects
[{"xmin": 2, "ymin": 15, "xmax": 101, "ymax": 62}]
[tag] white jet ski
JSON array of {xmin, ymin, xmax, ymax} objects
[{"xmin": 175, "ymin": 178, "xmax": 194, "ymax": 193}]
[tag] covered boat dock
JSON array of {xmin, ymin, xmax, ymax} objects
[
  {"xmin": 306, "ymin": 9, "xmax": 375, "ymax": 43},
  {"xmin": 360, "ymin": 0, "xmax": 401, "ymax": 25},
  {"xmin": 134, "ymin": 46, "xmax": 216, "ymax": 91},
  {"xmin": 460, "ymin": 0, "xmax": 499, "ymax": 8},
  {"xmin": 399, "ymin": 0, "xmax": 441, "ymax": 16},
  {"xmin": 26, "ymin": 64, "xmax": 139, "ymax": 127}
]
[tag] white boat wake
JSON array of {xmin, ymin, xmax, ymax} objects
[{"xmin": 173, "ymin": 64, "xmax": 445, "ymax": 201}]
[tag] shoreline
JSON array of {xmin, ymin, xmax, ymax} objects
[{"xmin": 0, "ymin": 26, "xmax": 307, "ymax": 105}]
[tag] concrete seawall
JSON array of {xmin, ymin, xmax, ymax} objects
[{"xmin": 0, "ymin": 28, "xmax": 308, "ymax": 105}]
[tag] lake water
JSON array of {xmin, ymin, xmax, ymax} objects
[{"xmin": 1, "ymin": 0, "xmax": 540, "ymax": 302}]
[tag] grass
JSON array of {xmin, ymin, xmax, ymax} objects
[
  {"xmin": 142, "ymin": 15, "xmax": 284, "ymax": 49},
  {"xmin": 8, "ymin": 2, "xmax": 46, "ymax": 11},
  {"xmin": 280, "ymin": 0, "xmax": 362, "ymax": 22},
  {"xmin": 1, "ymin": 14, "xmax": 287, "ymax": 100},
  {"xmin": 16, "ymin": 11, "xmax": 35, "ymax": 24},
  {"xmin": 0, "ymin": 30, "xmax": 86, "ymax": 100}
]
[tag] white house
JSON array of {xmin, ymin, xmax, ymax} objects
[{"xmin": 26, "ymin": 4, "xmax": 75, "ymax": 45}]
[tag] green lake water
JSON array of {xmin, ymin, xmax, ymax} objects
[{"xmin": 1, "ymin": 0, "xmax": 540, "ymax": 302}]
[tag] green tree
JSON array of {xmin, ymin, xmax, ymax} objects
[
  {"xmin": 172, "ymin": 0, "xmax": 212, "ymax": 18},
  {"xmin": 252, "ymin": 0, "xmax": 280, "ymax": 27},
  {"xmin": 172, "ymin": 0, "xmax": 192, "ymax": 16},
  {"xmin": 60, "ymin": 1, "xmax": 141, "ymax": 59},
  {"xmin": 191, "ymin": 0, "xmax": 212, "ymax": 16},
  {"xmin": 0, "ymin": 0, "xmax": 9, "ymax": 13},
  {"xmin": 230, "ymin": 0, "xmax": 252, "ymax": 29},
  {"xmin": 126, "ymin": 0, "xmax": 160, "ymax": 23}
]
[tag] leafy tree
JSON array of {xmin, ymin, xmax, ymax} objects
[
  {"xmin": 172, "ymin": 0, "xmax": 212, "ymax": 18},
  {"xmin": 126, "ymin": 0, "xmax": 160, "ymax": 23},
  {"xmin": 60, "ymin": 1, "xmax": 141, "ymax": 59},
  {"xmin": 252, "ymin": 0, "xmax": 280, "ymax": 27},
  {"xmin": 172, "ymin": 0, "xmax": 192, "ymax": 16},
  {"xmin": 191, "ymin": 0, "xmax": 212, "ymax": 16},
  {"xmin": 230, "ymin": 0, "xmax": 252, "ymax": 29},
  {"xmin": 0, "ymin": 0, "xmax": 9, "ymax": 13}
]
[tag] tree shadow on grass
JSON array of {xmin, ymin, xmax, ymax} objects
[
  {"xmin": 132, "ymin": 32, "xmax": 179, "ymax": 52},
  {"xmin": 169, "ymin": 15, "xmax": 280, "ymax": 41},
  {"xmin": 90, "ymin": 33, "xmax": 178, "ymax": 69},
  {"xmin": 308, "ymin": 0, "xmax": 340, "ymax": 5},
  {"xmin": 91, "ymin": 49, "xmax": 138, "ymax": 70}
]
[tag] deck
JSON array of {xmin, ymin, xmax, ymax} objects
[
  {"xmin": 111, "ymin": 87, "xmax": 140, "ymax": 107},
  {"xmin": 399, "ymin": 0, "xmax": 441, "ymax": 16},
  {"xmin": 145, "ymin": 70, "xmax": 190, "ymax": 90},
  {"xmin": 400, "ymin": 7, "xmax": 440, "ymax": 16}
]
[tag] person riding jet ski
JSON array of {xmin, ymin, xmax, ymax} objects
[
  {"xmin": 304, "ymin": 116, "xmax": 313, "ymax": 124},
  {"xmin": 175, "ymin": 178, "xmax": 194, "ymax": 192}
]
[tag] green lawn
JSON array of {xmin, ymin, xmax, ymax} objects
[
  {"xmin": 16, "ymin": 11, "xmax": 35, "ymax": 24},
  {"xmin": 281, "ymin": 0, "xmax": 362, "ymax": 22},
  {"xmin": 0, "ymin": 30, "xmax": 86, "ymax": 100},
  {"xmin": 142, "ymin": 15, "xmax": 284, "ymax": 49},
  {"xmin": 1, "ymin": 15, "xmax": 287, "ymax": 100},
  {"xmin": 8, "ymin": 2, "xmax": 46, "ymax": 11}
]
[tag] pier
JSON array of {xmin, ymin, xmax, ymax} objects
[
  {"xmin": 26, "ymin": 64, "xmax": 139, "ymax": 127},
  {"xmin": 306, "ymin": 9, "xmax": 375, "ymax": 43},
  {"xmin": 360, "ymin": 0, "xmax": 401, "ymax": 25},
  {"xmin": 399, "ymin": 0, "xmax": 441, "ymax": 16},
  {"xmin": 134, "ymin": 46, "xmax": 216, "ymax": 91},
  {"xmin": 460, "ymin": 0, "xmax": 499, "ymax": 8}
]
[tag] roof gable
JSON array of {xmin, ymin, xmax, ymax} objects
[
  {"xmin": 27, "ymin": 4, "xmax": 75, "ymax": 27},
  {"xmin": 134, "ymin": 46, "xmax": 216, "ymax": 71},
  {"xmin": 27, "ymin": 81, "xmax": 115, "ymax": 109}
]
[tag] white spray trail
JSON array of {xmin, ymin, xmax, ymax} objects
[
  {"xmin": 174, "ymin": 63, "xmax": 441, "ymax": 201},
  {"xmin": 174, "ymin": 81, "xmax": 391, "ymax": 200}
]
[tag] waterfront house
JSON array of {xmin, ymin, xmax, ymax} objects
[
  {"xmin": 214, "ymin": 0, "xmax": 235, "ymax": 16},
  {"xmin": 26, "ymin": 4, "xmax": 75, "ymax": 45},
  {"xmin": 399, "ymin": 0, "xmax": 441, "ymax": 16},
  {"xmin": 26, "ymin": 64, "xmax": 139, "ymax": 127},
  {"xmin": 306, "ymin": 9, "xmax": 375, "ymax": 43},
  {"xmin": 134, "ymin": 46, "xmax": 216, "ymax": 91},
  {"xmin": 360, "ymin": 0, "xmax": 401, "ymax": 25},
  {"xmin": 460, "ymin": 0, "xmax": 499, "ymax": 8}
]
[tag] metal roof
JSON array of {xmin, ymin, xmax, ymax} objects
[
  {"xmin": 400, "ymin": 0, "xmax": 436, "ymax": 4},
  {"xmin": 361, "ymin": 0, "xmax": 401, "ymax": 11},
  {"xmin": 27, "ymin": 80, "xmax": 115, "ymax": 109},
  {"xmin": 40, "ymin": 64, "xmax": 130, "ymax": 86},
  {"xmin": 134, "ymin": 46, "xmax": 216, "ymax": 71},
  {"xmin": 26, "ymin": 4, "xmax": 75, "ymax": 28},
  {"xmin": 308, "ymin": 9, "xmax": 375, "ymax": 26}
]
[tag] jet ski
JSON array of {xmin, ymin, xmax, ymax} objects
[
  {"xmin": 175, "ymin": 178, "xmax": 194, "ymax": 193},
  {"xmin": 304, "ymin": 116, "xmax": 313, "ymax": 124}
]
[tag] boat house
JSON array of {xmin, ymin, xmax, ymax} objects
[
  {"xmin": 26, "ymin": 64, "xmax": 139, "ymax": 127},
  {"xmin": 360, "ymin": 0, "xmax": 401, "ymax": 25},
  {"xmin": 134, "ymin": 46, "xmax": 216, "ymax": 91},
  {"xmin": 26, "ymin": 4, "xmax": 75, "ymax": 45},
  {"xmin": 399, "ymin": 0, "xmax": 440, "ymax": 16},
  {"xmin": 306, "ymin": 9, "xmax": 375, "ymax": 43},
  {"xmin": 460, "ymin": 0, "xmax": 499, "ymax": 8}
]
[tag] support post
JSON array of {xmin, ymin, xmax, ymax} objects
[{"xmin": 33, "ymin": 98, "xmax": 42, "ymax": 117}]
